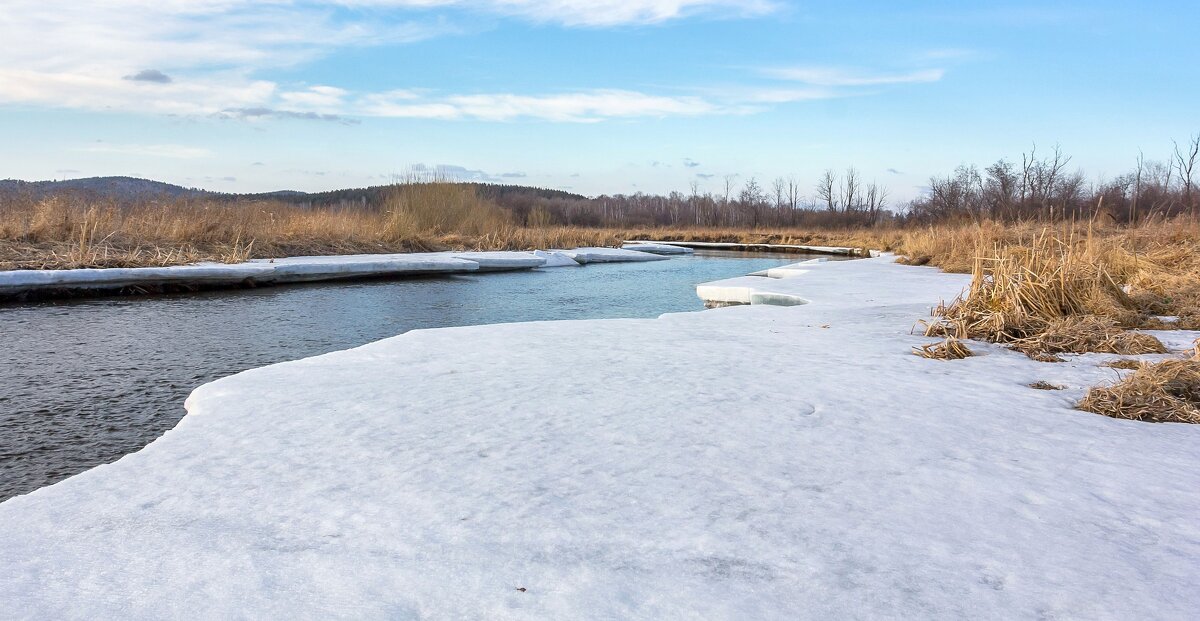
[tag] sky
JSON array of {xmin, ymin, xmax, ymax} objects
[{"xmin": 1, "ymin": 0, "xmax": 1198, "ymax": 201}]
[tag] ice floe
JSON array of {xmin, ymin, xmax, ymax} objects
[
  {"xmin": 552, "ymin": 247, "xmax": 669, "ymax": 264},
  {"xmin": 0, "ymin": 247, "xmax": 670, "ymax": 299},
  {"xmin": 621, "ymin": 243, "xmax": 695, "ymax": 255}
]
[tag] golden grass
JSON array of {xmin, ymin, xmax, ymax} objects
[
  {"xmin": 1079, "ymin": 359, "xmax": 1200, "ymax": 423},
  {"xmin": 913, "ymin": 337, "xmax": 974, "ymax": 360},
  {"xmin": 919, "ymin": 227, "xmax": 1174, "ymax": 357},
  {"xmin": 893, "ymin": 218, "xmax": 1200, "ymax": 329},
  {"xmin": 0, "ymin": 186, "xmax": 623, "ymax": 270},
  {"xmin": 1029, "ymin": 381, "xmax": 1065, "ymax": 390}
]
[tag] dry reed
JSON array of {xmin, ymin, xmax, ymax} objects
[
  {"xmin": 913, "ymin": 337, "xmax": 974, "ymax": 360},
  {"xmin": 922, "ymin": 229, "xmax": 1167, "ymax": 357},
  {"xmin": 1079, "ymin": 359, "xmax": 1200, "ymax": 423},
  {"xmin": 0, "ymin": 186, "xmax": 623, "ymax": 270}
]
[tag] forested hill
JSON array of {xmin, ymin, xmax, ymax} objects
[{"xmin": 0, "ymin": 176, "xmax": 587, "ymax": 206}]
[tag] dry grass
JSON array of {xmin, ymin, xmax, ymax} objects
[
  {"xmin": 894, "ymin": 218, "xmax": 1200, "ymax": 329},
  {"xmin": 1029, "ymin": 381, "xmax": 1065, "ymax": 390},
  {"xmin": 0, "ymin": 186, "xmax": 623, "ymax": 270},
  {"xmin": 921, "ymin": 228, "xmax": 1171, "ymax": 357},
  {"xmin": 622, "ymin": 227, "xmax": 894, "ymax": 257},
  {"xmin": 1103, "ymin": 359, "xmax": 1143, "ymax": 370},
  {"xmin": 913, "ymin": 337, "xmax": 974, "ymax": 360},
  {"xmin": 1079, "ymin": 359, "xmax": 1200, "ymax": 423}
]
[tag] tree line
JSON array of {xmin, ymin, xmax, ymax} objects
[{"xmin": 489, "ymin": 134, "xmax": 1200, "ymax": 229}]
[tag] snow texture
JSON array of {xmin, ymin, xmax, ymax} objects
[
  {"xmin": 0, "ymin": 249, "xmax": 663, "ymax": 297},
  {"xmin": 627, "ymin": 240, "xmax": 859, "ymax": 256},
  {"xmin": 551, "ymin": 247, "xmax": 670, "ymax": 264},
  {"xmin": 1, "ymin": 257, "xmax": 1199, "ymax": 620},
  {"xmin": 620, "ymin": 243, "xmax": 696, "ymax": 255},
  {"xmin": 531, "ymin": 250, "xmax": 582, "ymax": 267}
]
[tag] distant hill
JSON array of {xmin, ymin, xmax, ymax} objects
[
  {"xmin": 0, "ymin": 176, "xmax": 211, "ymax": 200},
  {"xmin": 0, "ymin": 177, "xmax": 587, "ymax": 206}
]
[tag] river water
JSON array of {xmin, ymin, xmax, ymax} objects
[{"xmin": 0, "ymin": 251, "xmax": 834, "ymax": 501}]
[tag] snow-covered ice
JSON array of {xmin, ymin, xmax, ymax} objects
[
  {"xmin": 552, "ymin": 247, "xmax": 669, "ymax": 264},
  {"xmin": 625, "ymin": 239, "xmax": 861, "ymax": 256},
  {"xmin": 1, "ymin": 257, "xmax": 1198, "ymax": 620},
  {"xmin": 621, "ymin": 243, "xmax": 695, "ymax": 255},
  {"xmin": 531, "ymin": 250, "xmax": 582, "ymax": 267},
  {"xmin": 0, "ymin": 248, "xmax": 673, "ymax": 298},
  {"xmin": 256, "ymin": 253, "xmax": 481, "ymax": 283}
]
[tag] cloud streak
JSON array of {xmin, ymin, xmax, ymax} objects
[{"xmin": 759, "ymin": 66, "xmax": 945, "ymax": 87}]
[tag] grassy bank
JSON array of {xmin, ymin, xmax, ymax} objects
[{"xmin": 0, "ymin": 184, "xmax": 623, "ymax": 270}]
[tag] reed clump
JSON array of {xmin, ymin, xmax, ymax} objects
[
  {"xmin": 0, "ymin": 184, "xmax": 624, "ymax": 270},
  {"xmin": 913, "ymin": 337, "xmax": 974, "ymax": 360},
  {"xmin": 1079, "ymin": 359, "xmax": 1200, "ymax": 423},
  {"xmin": 895, "ymin": 218, "xmax": 1200, "ymax": 328},
  {"xmin": 922, "ymin": 230, "xmax": 1169, "ymax": 357}
]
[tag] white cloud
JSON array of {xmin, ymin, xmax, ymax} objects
[
  {"xmin": 0, "ymin": 0, "xmax": 775, "ymax": 120},
  {"xmin": 348, "ymin": 1, "xmax": 776, "ymax": 26},
  {"xmin": 280, "ymin": 86, "xmax": 350, "ymax": 111},
  {"xmin": 759, "ymin": 67, "xmax": 945, "ymax": 86},
  {"xmin": 76, "ymin": 143, "xmax": 213, "ymax": 159},
  {"xmin": 359, "ymin": 89, "xmax": 718, "ymax": 121}
]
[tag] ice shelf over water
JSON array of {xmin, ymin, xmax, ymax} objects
[
  {"xmin": 551, "ymin": 247, "xmax": 670, "ymax": 264},
  {"xmin": 620, "ymin": 243, "xmax": 696, "ymax": 255},
  {"xmin": 1, "ymin": 257, "xmax": 1199, "ymax": 619},
  {"xmin": 0, "ymin": 247, "xmax": 676, "ymax": 298}
]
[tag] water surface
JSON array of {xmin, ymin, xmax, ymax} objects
[{"xmin": 0, "ymin": 251, "xmax": 834, "ymax": 500}]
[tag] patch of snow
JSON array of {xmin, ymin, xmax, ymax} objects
[
  {"xmin": 259, "ymin": 253, "xmax": 479, "ymax": 283},
  {"xmin": 2, "ymin": 258, "xmax": 1199, "ymax": 619},
  {"xmin": 0, "ymin": 263, "xmax": 278, "ymax": 293},
  {"xmin": 552, "ymin": 247, "xmax": 670, "ymax": 264},
  {"xmin": 626, "ymin": 240, "xmax": 860, "ymax": 256},
  {"xmin": 532, "ymin": 250, "xmax": 582, "ymax": 267},
  {"xmin": 621, "ymin": 243, "xmax": 695, "ymax": 255},
  {"xmin": 448, "ymin": 252, "xmax": 546, "ymax": 272},
  {"xmin": 0, "ymin": 248, "xmax": 660, "ymax": 297},
  {"xmin": 1143, "ymin": 329, "xmax": 1199, "ymax": 353}
]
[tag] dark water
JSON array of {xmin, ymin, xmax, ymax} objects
[{"xmin": 0, "ymin": 251, "xmax": 832, "ymax": 501}]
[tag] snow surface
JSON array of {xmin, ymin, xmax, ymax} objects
[
  {"xmin": 551, "ymin": 247, "xmax": 669, "ymax": 264},
  {"xmin": 255, "ymin": 253, "xmax": 480, "ymax": 283},
  {"xmin": 531, "ymin": 250, "xmax": 582, "ymax": 267},
  {"xmin": 626, "ymin": 240, "xmax": 860, "ymax": 256},
  {"xmin": 621, "ymin": 243, "xmax": 695, "ymax": 255},
  {"xmin": 0, "ymin": 248, "xmax": 668, "ymax": 297},
  {"xmin": 2, "ymin": 257, "xmax": 1199, "ymax": 619}
]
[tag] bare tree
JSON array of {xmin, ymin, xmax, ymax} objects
[
  {"xmin": 771, "ymin": 177, "xmax": 787, "ymax": 210},
  {"xmin": 1175, "ymin": 134, "xmax": 1199, "ymax": 213},
  {"xmin": 864, "ymin": 182, "xmax": 888, "ymax": 225},
  {"xmin": 816, "ymin": 170, "xmax": 837, "ymax": 212},
  {"xmin": 841, "ymin": 167, "xmax": 860, "ymax": 213}
]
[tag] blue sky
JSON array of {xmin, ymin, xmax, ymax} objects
[{"xmin": 1, "ymin": 1, "xmax": 1197, "ymax": 201}]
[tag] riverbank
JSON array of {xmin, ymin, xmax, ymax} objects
[
  {"xmin": 0, "ymin": 246, "xmax": 685, "ymax": 302},
  {"xmin": 2, "ymin": 257, "xmax": 1197, "ymax": 618}
]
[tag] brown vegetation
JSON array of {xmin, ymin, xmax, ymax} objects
[
  {"xmin": 1080, "ymin": 359, "xmax": 1200, "ymax": 423},
  {"xmin": 0, "ymin": 184, "xmax": 623, "ymax": 270},
  {"xmin": 1029, "ymin": 381, "xmax": 1065, "ymax": 390},
  {"xmin": 913, "ymin": 337, "xmax": 973, "ymax": 360}
]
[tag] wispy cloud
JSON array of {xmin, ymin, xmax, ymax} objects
[
  {"xmin": 683, "ymin": 158, "xmax": 701, "ymax": 168},
  {"xmin": 76, "ymin": 143, "xmax": 212, "ymax": 159},
  {"xmin": 760, "ymin": 66, "xmax": 945, "ymax": 86},
  {"xmin": 441, "ymin": 0, "xmax": 779, "ymax": 27},
  {"xmin": 217, "ymin": 107, "xmax": 360, "ymax": 125},
  {"xmin": 359, "ymin": 89, "xmax": 719, "ymax": 122}
]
